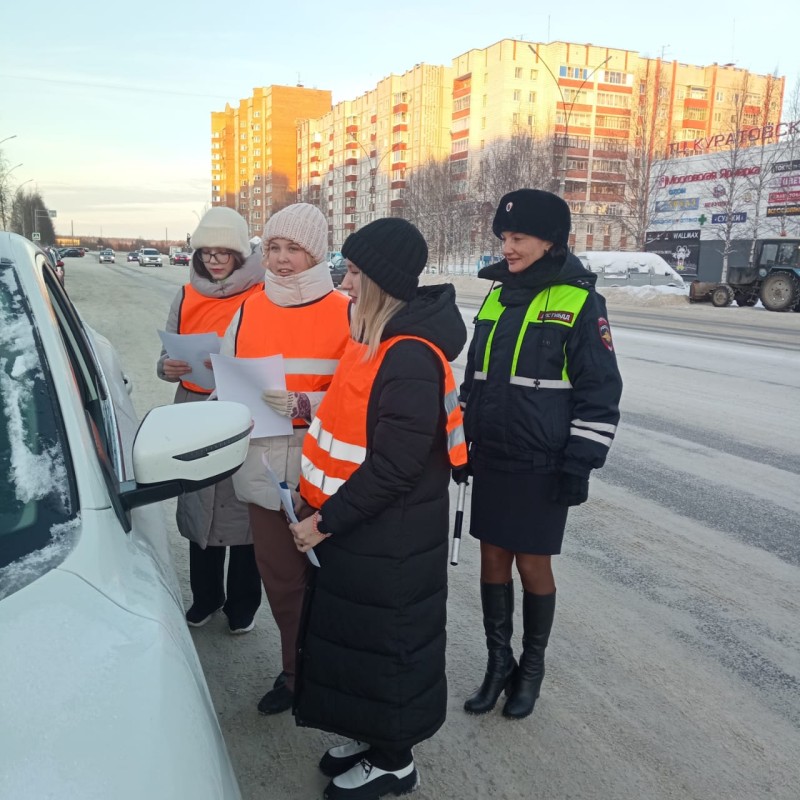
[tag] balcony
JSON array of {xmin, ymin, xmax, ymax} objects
[
  {"xmin": 391, "ymin": 180, "xmax": 406, "ymax": 190},
  {"xmin": 390, "ymin": 199, "xmax": 405, "ymax": 209},
  {"xmin": 346, "ymin": 124, "xmax": 358, "ymax": 134}
]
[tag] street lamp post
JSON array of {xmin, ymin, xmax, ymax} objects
[
  {"xmin": 528, "ymin": 45, "xmax": 611, "ymax": 197},
  {"xmin": 0, "ymin": 134, "xmax": 17, "ymax": 148}
]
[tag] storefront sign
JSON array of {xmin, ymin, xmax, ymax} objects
[
  {"xmin": 772, "ymin": 159, "xmax": 800, "ymax": 174},
  {"xmin": 768, "ymin": 190, "xmax": 800, "ymax": 204},
  {"xmin": 659, "ymin": 166, "xmax": 761, "ymax": 187},
  {"xmin": 669, "ymin": 120, "xmax": 800, "ymax": 155},
  {"xmin": 655, "ymin": 197, "xmax": 699, "ymax": 212},
  {"xmin": 644, "ymin": 229, "xmax": 700, "ymax": 277},
  {"xmin": 766, "ymin": 204, "xmax": 800, "ymax": 217},
  {"xmin": 711, "ymin": 212, "xmax": 747, "ymax": 224}
]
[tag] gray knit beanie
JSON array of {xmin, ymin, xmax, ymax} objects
[
  {"xmin": 191, "ymin": 207, "xmax": 251, "ymax": 259},
  {"xmin": 263, "ymin": 203, "xmax": 327, "ymax": 264}
]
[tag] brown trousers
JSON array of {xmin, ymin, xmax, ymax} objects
[{"xmin": 248, "ymin": 505, "xmax": 310, "ymax": 691}]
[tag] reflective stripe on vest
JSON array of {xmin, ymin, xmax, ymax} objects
[
  {"xmin": 299, "ymin": 335, "xmax": 467, "ymax": 509},
  {"xmin": 234, "ymin": 289, "xmax": 351, "ymax": 427},
  {"xmin": 475, "ymin": 285, "xmax": 589, "ymax": 388},
  {"xmin": 177, "ymin": 283, "xmax": 263, "ymax": 394}
]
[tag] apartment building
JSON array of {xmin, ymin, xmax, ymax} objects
[
  {"xmin": 448, "ymin": 40, "xmax": 783, "ymax": 252},
  {"xmin": 297, "ymin": 64, "xmax": 453, "ymax": 250},
  {"xmin": 211, "ymin": 85, "xmax": 331, "ymax": 236}
]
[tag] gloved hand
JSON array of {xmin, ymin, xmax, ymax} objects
[
  {"xmin": 451, "ymin": 463, "xmax": 472, "ymax": 486},
  {"xmin": 261, "ymin": 390, "xmax": 311, "ymax": 420},
  {"xmin": 552, "ymin": 472, "xmax": 589, "ymax": 507}
]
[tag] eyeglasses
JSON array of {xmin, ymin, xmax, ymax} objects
[{"xmin": 200, "ymin": 249, "xmax": 233, "ymax": 265}]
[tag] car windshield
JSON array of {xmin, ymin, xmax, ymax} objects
[
  {"xmin": 0, "ymin": 264, "xmax": 78, "ymax": 598},
  {"xmin": 142, "ymin": 249, "xmax": 159, "ymax": 255}
]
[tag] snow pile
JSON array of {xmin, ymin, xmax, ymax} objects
[
  {"xmin": 575, "ymin": 251, "xmax": 685, "ymax": 284},
  {"xmin": 419, "ymin": 272, "xmax": 690, "ymax": 308}
]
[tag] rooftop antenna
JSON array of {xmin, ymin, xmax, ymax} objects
[
  {"xmin": 660, "ymin": 44, "xmax": 670, "ymax": 61},
  {"xmin": 297, "ymin": 72, "xmax": 304, "ymax": 88},
  {"xmin": 731, "ymin": 18, "xmax": 736, "ymax": 64},
  {"xmin": 547, "ymin": 15, "xmax": 550, "ymax": 42}
]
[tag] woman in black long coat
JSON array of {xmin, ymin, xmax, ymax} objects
[{"xmin": 290, "ymin": 218, "xmax": 467, "ymax": 800}]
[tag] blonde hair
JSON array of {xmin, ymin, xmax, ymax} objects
[{"xmin": 350, "ymin": 272, "xmax": 407, "ymax": 359}]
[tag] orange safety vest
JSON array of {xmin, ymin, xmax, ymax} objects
[
  {"xmin": 234, "ymin": 289, "xmax": 351, "ymax": 428},
  {"xmin": 300, "ymin": 335, "xmax": 467, "ymax": 509},
  {"xmin": 177, "ymin": 283, "xmax": 263, "ymax": 393}
]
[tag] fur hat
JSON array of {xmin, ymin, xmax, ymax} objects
[
  {"xmin": 492, "ymin": 189, "xmax": 571, "ymax": 247},
  {"xmin": 191, "ymin": 207, "xmax": 251, "ymax": 259},
  {"xmin": 263, "ymin": 203, "xmax": 327, "ymax": 264},
  {"xmin": 341, "ymin": 218, "xmax": 428, "ymax": 301}
]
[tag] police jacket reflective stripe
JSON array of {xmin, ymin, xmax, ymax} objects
[
  {"xmin": 300, "ymin": 334, "xmax": 466, "ymax": 509},
  {"xmin": 177, "ymin": 283, "xmax": 263, "ymax": 394}
]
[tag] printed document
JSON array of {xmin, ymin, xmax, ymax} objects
[{"xmin": 158, "ymin": 330, "xmax": 221, "ymax": 391}]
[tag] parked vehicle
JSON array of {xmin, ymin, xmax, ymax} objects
[
  {"xmin": 690, "ymin": 239, "xmax": 800, "ymax": 312},
  {"xmin": 43, "ymin": 246, "xmax": 65, "ymax": 286},
  {"xmin": 126, "ymin": 250, "xmax": 140, "ymax": 262},
  {"xmin": 575, "ymin": 251, "xmax": 685, "ymax": 287},
  {"xmin": 99, "ymin": 249, "xmax": 115, "ymax": 264},
  {"xmin": 59, "ymin": 247, "xmax": 84, "ymax": 258},
  {"xmin": 138, "ymin": 248, "xmax": 163, "ymax": 267},
  {"xmin": 170, "ymin": 251, "xmax": 191, "ymax": 266},
  {"xmin": 0, "ymin": 231, "xmax": 246, "ymax": 799},
  {"xmin": 329, "ymin": 255, "xmax": 347, "ymax": 287}
]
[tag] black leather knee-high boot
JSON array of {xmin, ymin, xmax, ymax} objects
[
  {"xmin": 502, "ymin": 590, "xmax": 555, "ymax": 719},
  {"xmin": 464, "ymin": 582, "xmax": 517, "ymax": 714}
]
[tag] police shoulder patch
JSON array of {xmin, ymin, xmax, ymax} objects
[{"xmin": 598, "ymin": 317, "xmax": 614, "ymax": 352}]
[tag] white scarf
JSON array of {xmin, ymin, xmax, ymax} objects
[{"xmin": 263, "ymin": 260, "xmax": 335, "ymax": 307}]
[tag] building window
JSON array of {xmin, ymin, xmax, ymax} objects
[
  {"xmin": 715, "ymin": 90, "xmax": 724, "ymax": 102},
  {"xmin": 481, "ymin": 117, "xmax": 486, "ymax": 129},
  {"xmin": 713, "ymin": 111, "xmax": 722, "ymax": 122},
  {"xmin": 586, "ymin": 223, "xmax": 594, "ymax": 235},
  {"xmin": 254, "ymin": 111, "xmax": 261, "ymax": 118},
  {"xmin": 530, "ymin": 69, "xmax": 538, "ymax": 80},
  {"xmin": 513, "ymin": 89, "xmax": 521, "ymax": 101},
  {"xmin": 453, "ymin": 96, "xmax": 471, "ymax": 112},
  {"xmin": 595, "ymin": 115, "xmax": 630, "ymax": 130},
  {"xmin": 512, "ymin": 112, "xmax": 519, "ymax": 125},
  {"xmin": 451, "ymin": 139, "xmax": 469, "ymax": 154},
  {"xmin": 597, "ymin": 91, "xmax": 630, "ymax": 108},
  {"xmin": 689, "ymin": 86, "xmax": 708, "ymax": 100},
  {"xmin": 603, "ymin": 70, "xmax": 627, "ymax": 85},
  {"xmin": 254, "ymin": 186, "xmax": 261, "ymax": 194},
  {"xmin": 560, "ymin": 65, "xmax": 589, "ymax": 80},
  {"xmin": 528, "ymin": 91, "xmax": 536, "ymax": 103},
  {"xmin": 677, "ymin": 88, "xmax": 686, "ymax": 100},
  {"xmin": 685, "ymin": 107, "xmax": 707, "ymax": 121},
  {"xmin": 254, "ymin": 149, "xmax": 261, "ymax": 156},
  {"xmin": 527, "ymin": 114, "xmax": 534, "ymax": 126},
  {"xmin": 515, "ymin": 67, "xmax": 523, "ymax": 78},
  {"xmin": 563, "ymin": 88, "xmax": 591, "ymax": 104}
]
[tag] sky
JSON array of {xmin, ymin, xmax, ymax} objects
[{"xmin": 1, "ymin": 0, "xmax": 798, "ymax": 241}]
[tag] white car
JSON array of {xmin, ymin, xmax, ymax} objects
[
  {"xmin": 99, "ymin": 248, "xmax": 115, "ymax": 264},
  {"xmin": 138, "ymin": 248, "xmax": 163, "ymax": 267},
  {"xmin": 0, "ymin": 232, "xmax": 247, "ymax": 799}
]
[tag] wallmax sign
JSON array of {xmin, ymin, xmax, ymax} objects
[{"xmin": 669, "ymin": 120, "xmax": 800, "ymax": 154}]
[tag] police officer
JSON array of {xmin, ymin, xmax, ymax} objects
[{"xmin": 459, "ymin": 189, "xmax": 623, "ymax": 719}]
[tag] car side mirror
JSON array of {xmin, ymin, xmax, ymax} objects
[
  {"xmin": 118, "ymin": 401, "xmax": 251, "ymax": 514},
  {"xmin": 57, "ymin": 259, "xmax": 64, "ymax": 267}
]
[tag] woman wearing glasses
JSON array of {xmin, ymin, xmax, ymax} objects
[
  {"xmin": 220, "ymin": 203, "xmax": 351, "ymax": 716},
  {"xmin": 157, "ymin": 206, "xmax": 265, "ymax": 634}
]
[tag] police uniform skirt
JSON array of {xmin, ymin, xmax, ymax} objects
[{"xmin": 468, "ymin": 459, "xmax": 569, "ymax": 555}]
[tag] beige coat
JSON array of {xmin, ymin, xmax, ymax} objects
[{"xmin": 157, "ymin": 251, "xmax": 264, "ymax": 548}]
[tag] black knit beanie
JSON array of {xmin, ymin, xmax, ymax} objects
[
  {"xmin": 492, "ymin": 189, "xmax": 571, "ymax": 247},
  {"xmin": 341, "ymin": 218, "xmax": 428, "ymax": 301}
]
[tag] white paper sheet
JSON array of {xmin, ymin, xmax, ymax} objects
[
  {"xmin": 262, "ymin": 456, "xmax": 320, "ymax": 567},
  {"xmin": 209, "ymin": 353, "xmax": 293, "ymax": 438},
  {"xmin": 158, "ymin": 330, "xmax": 221, "ymax": 391}
]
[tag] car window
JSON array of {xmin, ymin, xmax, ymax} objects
[{"xmin": 0, "ymin": 262, "xmax": 78, "ymax": 596}]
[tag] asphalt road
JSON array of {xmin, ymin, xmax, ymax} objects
[{"xmin": 64, "ymin": 253, "xmax": 800, "ymax": 800}]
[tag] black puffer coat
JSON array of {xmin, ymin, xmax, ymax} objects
[{"xmin": 294, "ymin": 284, "xmax": 467, "ymax": 751}]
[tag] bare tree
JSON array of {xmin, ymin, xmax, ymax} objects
[
  {"xmin": 0, "ymin": 149, "xmax": 15, "ymax": 230},
  {"xmin": 620, "ymin": 61, "xmax": 673, "ymax": 249},
  {"xmin": 472, "ymin": 129, "xmax": 557, "ymax": 258}
]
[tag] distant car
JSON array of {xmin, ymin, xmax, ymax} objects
[
  {"xmin": 59, "ymin": 247, "xmax": 84, "ymax": 258},
  {"xmin": 99, "ymin": 249, "xmax": 115, "ymax": 264},
  {"xmin": 170, "ymin": 252, "xmax": 191, "ymax": 266},
  {"xmin": 329, "ymin": 255, "xmax": 347, "ymax": 287},
  {"xmin": 0, "ymin": 230, "xmax": 246, "ymax": 799},
  {"xmin": 126, "ymin": 251, "xmax": 139, "ymax": 263},
  {"xmin": 138, "ymin": 248, "xmax": 163, "ymax": 268}
]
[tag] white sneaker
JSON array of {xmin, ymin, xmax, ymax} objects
[
  {"xmin": 324, "ymin": 758, "xmax": 418, "ymax": 799},
  {"xmin": 319, "ymin": 740, "xmax": 371, "ymax": 777}
]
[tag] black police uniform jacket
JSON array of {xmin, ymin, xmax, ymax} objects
[
  {"xmin": 461, "ymin": 253, "xmax": 622, "ymax": 477},
  {"xmin": 294, "ymin": 284, "xmax": 467, "ymax": 751}
]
